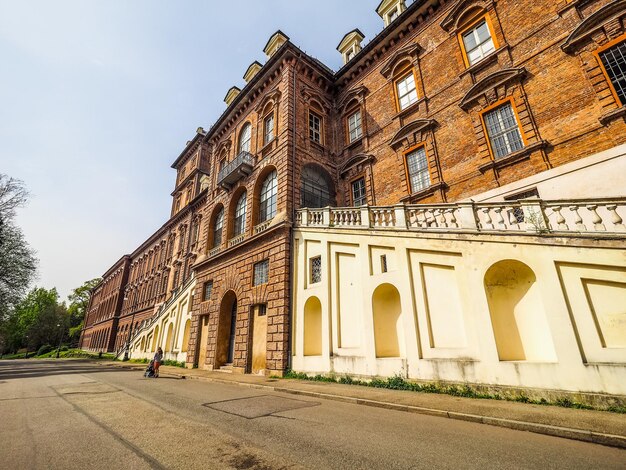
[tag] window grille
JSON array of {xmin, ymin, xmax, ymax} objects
[
  {"xmin": 257, "ymin": 304, "xmax": 267, "ymax": 317},
  {"xmin": 310, "ymin": 256, "xmax": 322, "ymax": 284},
  {"xmin": 234, "ymin": 192, "xmax": 247, "ymax": 236},
  {"xmin": 203, "ymin": 281, "xmax": 213, "ymax": 301},
  {"xmin": 381, "ymin": 255, "xmax": 388, "ymax": 273},
  {"xmin": 239, "ymin": 123, "xmax": 252, "ymax": 153},
  {"xmin": 301, "ymin": 165, "xmax": 333, "ymax": 208},
  {"xmin": 213, "ymin": 208, "xmax": 224, "ymax": 247},
  {"xmin": 264, "ymin": 114, "xmax": 274, "ymax": 145},
  {"xmin": 253, "ymin": 260, "xmax": 269, "ymax": 286},
  {"xmin": 406, "ymin": 147, "xmax": 431, "ymax": 193},
  {"xmin": 396, "ymin": 72, "xmax": 418, "ymax": 110},
  {"xmin": 599, "ymin": 40, "xmax": 626, "ymax": 105},
  {"xmin": 351, "ymin": 177, "xmax": 367, "ymax": 206},
  {"xmin": 260, "ymin": 170, "xmax": 278, "ymax": 222},
  {"xmin": 484, "ymin": 103, "xmax": 524, "ymax": 159},
  {"xmin": 462, "ymin": 20, "xmax": 496, "ymax": 65},
  {"xmin": 504, "ymin": 188, "xmax": 539, "ymax": 224},
  {"xmin": 348, "ymin": 110, "xmax": 363, "ymax": 142},
  {"xmin": 309, "ymin": 112, "xmax": 322, "ymax": 143}
]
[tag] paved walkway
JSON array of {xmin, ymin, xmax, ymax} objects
[{"xmin": 102, "ymin": 361, "xmax": 626, "ymax": 448}]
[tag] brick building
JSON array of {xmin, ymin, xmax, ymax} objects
[{"xmin": 81, "ymin": 0, "xmax": 626, "ymax": 378}]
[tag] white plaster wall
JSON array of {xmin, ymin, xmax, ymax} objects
[
  {"xmin": 129, "ymin": 281, "xmax": 195, "ymax": 364},
  {"xmin": 292, "ymin": 229, "xmax": 626, "ymax": 395}
]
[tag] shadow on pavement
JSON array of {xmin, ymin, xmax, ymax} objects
[{"xmin": 0, "ymin": 359, "xmax": 136, "ymax": 380}]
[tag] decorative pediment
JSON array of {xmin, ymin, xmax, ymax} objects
[
  {"xmin": 224, "ymin": 86, "xmax": 241, "ymax": 106},
  {"xmin": 243, "ymin": 61, "xmax": 263, "ymax": 83},
  {"xmin": 561, "ymin": 0, "xmax": 626, "ymax": 53},
  {"xmin": 264, "ymin": 30, "xmax": 290, "ymax": 58},
  {"xmin": 215, "ymin": 138, "xmax": 232, "ymax": 156},
  {"xmin": 338, "ymin": 85, "xmax": 369, "ymax": 112},
  {"xmin": 459, "ymin": 68, "xmax": 527, "ymax": 110},
  {"xmin": 440, "ymin": 0, "xmax": 493, "ymax": 32},
  {"xmin": 339, "ymin": 154, "xmax": 375, "ymax": 177},
  {"xmin": 389, "ymin": 119, "xmax": 437, "ymax": 148},
  {"xmin": 301, "ymin": 86, "xmax": 332, "ymax": 112},
  {"xmin": 380, "ymin": 43, "xmax": 422, "ymax": 78},
  {"xmin": 255, "ymin": 88, "xmax": 282, "ymax": 114}
]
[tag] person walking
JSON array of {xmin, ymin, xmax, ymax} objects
[{"xmin": 153, "ymin": 347, "xmax": 163, "ymax": 378}]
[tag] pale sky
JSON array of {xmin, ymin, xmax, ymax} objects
[{"xmin": 0, "ymin": 0, "xmax": 388, "ymax": 300}]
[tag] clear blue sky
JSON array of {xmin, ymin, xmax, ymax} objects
[{"xmin": 0, "ymin": 0, "xmax": 387, "ymax": 300}]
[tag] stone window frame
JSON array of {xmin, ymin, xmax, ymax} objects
[
  {"xmin": 338, "ymin": 86, "xmax": 369, "ymax": 149},
  {"xmin": 237, "ymin": 121, "xmax": 253, "ymax": 155},
  {"xmin": 478, "ymin": 96, "xmax": 528, "ymax": 162},
  {"xmin": 594, "ymin": 32, "xmax": 626, "ymax": 108},
  {"xmin": 339, "ymin": 154, "xmax": 376, "ymax": 207},
  {"xmin": 381, "ymin": 43, "xmax": 425, "ymax": 117},
  {"xmin": 560, "ymin": 1, "xmax": 626, "ymax": 124},
  {"xmin": 457, "ymin": 12, "xmax": 499, "ymax": 68},
  {"xmin": 402, "ymin": 143, "xmax": 434, "ymax": 196},
  {"xmin": 394, "ymin": 66, "xmax": 420, "ymax": 112},
  {"xmin": 228, "ymin": 187, "xmax": 248, "ymax": 239},
  {"xmin": 350, "ymin": 175, "xmax": 368, "ymax": 207},
  {"xmin": 255, "ymin": 89, "xmax": 281, "ymax": 154},
  {"xmin": 459, "ymin": 68, "xmax": 548, "ymax": 174},
  {"xmin": 346, "ymin": 105, "xmax": 363, "ymax": 144},
  {"xmin": 258, "ymin": 168, "xmax": 278, "ymax": 223},
  {"xmin": 209, "ymin": 204, "xmax": 225, "ymax": 250},
  {"xmin": 203, "ymin": 281, "xmax": 213, "ymax": 302},
  {"xmin": 308, "ymin": 102, "xmax": 325, "ymax": 146}
]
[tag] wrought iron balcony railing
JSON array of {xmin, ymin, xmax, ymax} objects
[{"xmin": 217, "ymin": 151, "xmax": 255, "ymax": 189}]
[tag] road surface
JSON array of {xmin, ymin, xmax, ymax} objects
[{"xmin": 0, "ymin": 360, "xmax": 623, "ymax": 469}]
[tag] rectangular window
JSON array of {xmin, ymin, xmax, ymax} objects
[
  {"xmin": 348, "ymin": 110, "xmax": 362, "ymax": 143},
  {"xmin": 309, "ymin": 111, "xmax": 322, "ymax": 143},
  {"xmin": 405, "ymin": 146, "xmax": 431, "ymax": 194},
  {"xmin": 483, "ymin": 102, "xmax": 524, "ymax": 159},
  {"xmin": 310, "ymin": 256, "xmax": 322, "ymax": 284},
  {"xmin": 256, "ymin": 304, "xmax": 267, "ymax": 317},
  {"xmin": 388, "ymin": 8, "xmax": 399, "ymax": 23},
  {"xmin": 264, "ymin": 113, "xmax": 274, "ymax": 145},
  {"xmin": 380, "ymin": 255, "xmax": 388, "ymax": 273},
  {"xmin": 203, "ymin": 281, "xmax": 213, "ymax": 301},
  {"xmin": 462, "ymin": 19, "xmax": 496, "ymax": 66},
  {"xmin": 351, "ymin": 177, "xmax": 367, "ymax": 206},
  {"xmin": 396, "ymin": 71, "xmax": 418, "ymax": 110},
  {"xmin": 504, "ymin": 188, "xmax": 539, "ymax": 224},
  {"xmin": 599, "ymin": 39, "xmax": 626, "ymax": 105},
  {"xmin": 253, "ymin": 260, "xmax": 269, "ymax": 286}
]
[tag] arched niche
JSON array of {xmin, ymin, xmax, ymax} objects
[
  {"xmin": 165, "ymin": 323, "xmax": 174, "ymax": 352},
  {"xmin": 181, "ymin": 319, "xmax": 191, "ymax": 353},
  {"xmin": 151, "ymin": 325, "xmax": 160, "ymax": 353},
  {"xmin": 484, "ymin": 260, "xmax": 557, "ymax": 362},
  {"xmin": 372, "ymin": 283, "xmax": 403, "ymax": 358},
  {"xmin": 303, "ymin": 296, "xmax": 323, "ymax": 356}
]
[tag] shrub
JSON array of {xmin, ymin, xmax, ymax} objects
[{"xmin": 37, "ymin": 344, "xmax": 54, "ymax": 356}]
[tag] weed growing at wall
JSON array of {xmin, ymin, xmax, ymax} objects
[{"xmin": 283, "ymin": 371, "xmax": 625, "ymax": 413}]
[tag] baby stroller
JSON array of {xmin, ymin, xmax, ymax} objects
[{"xmin": 144, "ymin": 360, "xmax": 156, "ymax": 378}]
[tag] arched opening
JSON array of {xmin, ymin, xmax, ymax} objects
[
  {"xmin": 165, "ymin": 323, "xmax": 174, "ymax": 353},
  {"xmin": 300, "ymin": 164, "xmax": 335, "ymax": 208},
  {"xmin": 238, "ymin": 122, "xmax": 252, "ymax": 154},
  {"xmin": 303, "ymin": 296, "xmax": 323, "ymax": 356},
  {"xmin": 209, "ymin": 205, "xmax": 224, "ymax": 249},
  {"xmin": 151, "ymin": 325, "xmax": 160, "ymax": 352},
  {"xmin": 372, "ymin": 283, "xmax": 403, "ymax": 358},
  {"xmin": 257, "ymin": 168, "xmax": 278, "ymax": 224},
  {"xmin": 233, "ymin": 191, "xmax": 247, "ymax": 236},
  {"xmin": 216, "ymin": 291, "xmax": 238, "ymax": 368},
  {"xmin": 484, "ymin": 260, "xmax": 557, "ymax": 362},
  {"xmin": 181, "ymin": 319, "xmax": 191, "ymax": 353}
]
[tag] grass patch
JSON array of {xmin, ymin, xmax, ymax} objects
[
  {"xmin": 1, "ymin": 349, "xmax": 115, "ymax": 360},
  {"xmin": 283, "ymin": 371, "xmax": 624, "ymax": 413}
]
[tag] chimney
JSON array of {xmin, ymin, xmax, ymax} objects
[
  {"xmin": 263, "ymin": 30, "xmax": 290, "ymax": 58},
  {"xmin": 337, "ymin": 29, "xmax": 365, "ymax": 65},
  {"xmin": 376, "ymin": 0, "xmax": 407, "ymax": 27},
  {"xmin": 224, "ymin": 86, "xmax": 241, "ymax": 106}
]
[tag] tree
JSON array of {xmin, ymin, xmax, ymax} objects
[
  {"xmin": 0, "ymin": 174, "xmax": 37, "ymax": 325},
  {"xmin": 67, "ymin": 278, "xmax": 101, "ymax": 345},
  {"xmin": 2, "ymin": 287, "xmax": 67, "ymax": 353}
]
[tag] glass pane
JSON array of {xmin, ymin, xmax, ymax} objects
[
  {"xmin": 406, "ymin": 147, "xmax": 430, "ymax": 193},
  {"xmin": 463, "ymin": 30, "xmax": 478, "ymax": 51},
  {"xmin": 476, "ymin": 21, "xmax": 490, "ymax": 42}
]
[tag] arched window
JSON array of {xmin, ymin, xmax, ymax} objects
[
  {"xmin": 234, "ymin": 192, "xmax": 247, "ymax": 235},
  {"xmin": 260, "ymin": 170, "xmax": 278, "ymax": 222},
  {"xmin": 301, "ymin": 165, "xmax": 334, "ymax": 208},
  {"xmin": 239, "ymin": 123, "xmax": 252, "ymax": 154},
  {"xmin": 213, "ymin": 208, "xmax": 224, "ymax": 248}
]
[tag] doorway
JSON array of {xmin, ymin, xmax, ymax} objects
[{"xmin": 216, "ymin": 291, "xmax": 238, "ymax": 368}]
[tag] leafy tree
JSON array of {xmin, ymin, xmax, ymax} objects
[
  {"xmin": 0, "ymin": 174, "xmax": 37, "ymax": 323},
  {"xmin": 67, "ymin": 278, "xmax": 100, "ymax": 345}
]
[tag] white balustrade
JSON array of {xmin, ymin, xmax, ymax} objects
[
  {"xmin": 228, "ymin": 234, "xmax": 245, "ymax": 248},
  {"xmin": 293, "ymin": 198, "xmax": 626, "ymax": 236},
  {"xmin": 254, "ymin": 220, "xmax": 272, "ymax": 235}
]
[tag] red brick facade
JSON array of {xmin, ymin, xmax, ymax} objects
[{"xmin": 82, "ymin": 0, "xmax": 626, "ymax": 370}]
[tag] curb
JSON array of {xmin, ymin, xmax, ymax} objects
[{"xmin": 101, "ymin": 362, "xmax": 626, "ymax": 449}]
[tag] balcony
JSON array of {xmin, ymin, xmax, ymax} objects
[{"xmin": 217, "ymin": 151, "xmax": 255, "ymax": 189}]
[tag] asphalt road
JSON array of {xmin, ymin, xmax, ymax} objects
[{"xmin": 0, "ymin": 360, "xmax": 624, "ymax": 469}]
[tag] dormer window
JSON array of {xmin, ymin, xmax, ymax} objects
[
  {"xmin": 377, "ymin": 0, "xmax": 406, "ymax": 28},
  {"xmin": 346, "ymin": 49, "xmax": 355, "ymax": 62},
  {"xmin": 388, "ymin": 8, "xmax": 400, "ymax": 24},
  {"xmin": 461, "ymin": 18, "xmax": 496, "ymax": 66}
]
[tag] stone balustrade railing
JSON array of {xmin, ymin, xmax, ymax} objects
[
  {"xmin": 228, "ymin": 233, "xmax": 245, "ymax": 248},
  {"xmin": 295, "ymin": 198, "xmax": 626, "ymax": 236}
]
